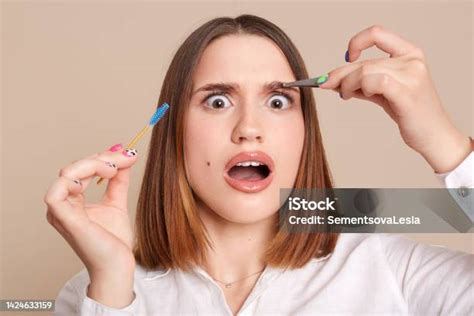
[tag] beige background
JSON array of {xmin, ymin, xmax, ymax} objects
[{"xmin": 1, "ymin": 0, "xmax": 472, "ymax": 313}]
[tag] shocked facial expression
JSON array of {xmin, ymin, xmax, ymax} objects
[{"xmin": 184, "ymin": 34, "xmax": 305, "ymax": 224}]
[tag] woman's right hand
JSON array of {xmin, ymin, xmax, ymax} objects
[{"xmin": 43, "ymin": 144, "xmax": 139, "ymax": 306}]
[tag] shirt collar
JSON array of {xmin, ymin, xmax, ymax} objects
[
  {"xmin": 138, "ymin": 252, "xmax": 332, "ymax": 281},
  {"xmin": 137, "ymin": 264, "xmax": 171, "ymax": 281},
  {"xmin": 191, "ymin": 264, "xmax": 284, "ymax": 286}
]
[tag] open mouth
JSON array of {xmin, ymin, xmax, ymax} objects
[
  {"xmin": 224, "ymin": 151, "xmax": 274, "ymax": 193},
  {"xmin": 227, "ymin": 161, "xmax": 271, "ymax": 181}
]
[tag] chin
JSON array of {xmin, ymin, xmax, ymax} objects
[
  {"xmin": 207, "ymin": 189, "xmax": 281, "ymax": 224},
  {"xmin": 215, "ymin": 207, "xmax": 278, "ymax": 225}
]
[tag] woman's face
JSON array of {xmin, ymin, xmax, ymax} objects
[{"xmin": 184, "ymin": 34, "xmax": 305, "ymax": 224}]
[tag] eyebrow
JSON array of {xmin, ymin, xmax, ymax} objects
[{"xmin": 191, "ymin": 81, "xmax": 300, "ymax": 96}]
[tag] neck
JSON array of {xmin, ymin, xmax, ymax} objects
[{"xmin": 196, "ymin": 200, "xmax": 277, "ymax": 284}]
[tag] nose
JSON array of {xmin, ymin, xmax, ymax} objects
[{"xmin": 231, "ymin": 106, "xmax": 264, "ymax": 144}]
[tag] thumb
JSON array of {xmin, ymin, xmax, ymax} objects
[{"xmin": 101, "ymin": 167, "xmax": 132, "ymax": 210}]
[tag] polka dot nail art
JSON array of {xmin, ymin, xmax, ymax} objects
[
  {"xmin": 123, "ymin": 148, "xmax": 138, "ymax": 157},
  {"xmin": 105, "ymin": 161, "xmax": 117, "ymax": 168}
]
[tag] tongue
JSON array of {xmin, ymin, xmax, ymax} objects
[{"xmin": 228, "ymin": 166, "xmax": 264, "ymax": 181}]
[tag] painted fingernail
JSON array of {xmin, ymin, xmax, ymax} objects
[
  {"xmin": 105, "ymin": 161, "xmax": 117, "ymax": 168},
  {"xmin": 123, "ymin": 148, "xmax": 138, "ymax": 157},
  {"xmin": 315, "ymin": 74, "xmax": 329, "ymax": 87},
  {"xmin": 73, "ymin": 179, "xmax": 82, "ymax": 186},
  {"xmin": 108, "ymin": 143, "xmax": 123, "ymax": 152},
  {"xmin": 345, "ymin": 50, "xmax": 350, "ymax": 62}
]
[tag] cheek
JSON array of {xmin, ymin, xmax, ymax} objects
[
  {"xmin": 183, "ymin": 111, "xmax": 224, "ymax": 185},
  {"xmin": 271, "ymin": 113, "xmax": 305, "ymax": 183},
  {"xmin": 280, "ymin": 117, "xmax": 304, "ymax": 145}
]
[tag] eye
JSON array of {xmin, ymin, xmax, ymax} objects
[
  {"xmin": 204, "ymin": 93, "xmax": 232, "ymax": 109},
  {"xmin": 267, "ymin": 93, "xmax": 292, "ymax": 110}
]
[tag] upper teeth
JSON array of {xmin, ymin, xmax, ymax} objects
[{"xmin": 236, "ymin": 161, "xmax": 264, "ymax": 167}]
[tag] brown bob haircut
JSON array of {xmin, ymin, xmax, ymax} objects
[{"xmin": 133, "ymin": 14, "xmax": 339, "ymax": 271}]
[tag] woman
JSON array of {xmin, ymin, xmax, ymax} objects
[{"xmin": 44, "ymin": 15, "xmax": 473, "ymax": 315}]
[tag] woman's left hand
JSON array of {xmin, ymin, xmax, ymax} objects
[{"xmin": 319, "ymin": 25, "xmax": 472, "ymax": 173}]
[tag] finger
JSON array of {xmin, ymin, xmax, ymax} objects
[
  {"xmin": 60, "ymin": 148, "xmax": 138, "ymax": 209},
  {"xmin": 319, "ymin": 57, "xmax": 403, "ymax": 90},
  {"xmin": 59, "ymin": 158, "xmax": 120, "ymax": 192},
  {"xmin": 101, "ymin": 167, "xmax": 132, "ymax": 210},
  {"xmin": 68, "ymin": 153, "xmax": 101, "ymax": 166},
  {"xmin": 52, "ymin": 157, "xmax": 120, "ymax": 210},
  {"xmin": 101, "ymin": 149, "xmax": 138, "ymax": 210},
  {"xmin": 45, "ymin": 155, "xmax": 123, "ymax": 229},
  {"xmin": 352, "ymin": 73, "xmax": 409, "ymax": 119},
  {"xmin": 344, "ymin": 89, "xmax": 398, "ymax": 122},
  {"xmin": 63, "ymin": 153, "xmax": 101, "ymax": 192},
  {"xmin": 44, "ymin": 177, "xmax": 89, "ymax": 231},
  {"xmin": 346, "ymin": 25, "xmax": 422, "ymax": 62},
  {"xmin": 339, "ymin": 64, "xmax": 406, "ymax": 100}
]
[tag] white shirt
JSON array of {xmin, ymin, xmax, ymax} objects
[
  {"xmin": 434, "ymin": 151, "xmax": 473, "ymax": 221},
  {"xmin": 54, "ymin": 152, "xmax": 474, "ymax": 316}
]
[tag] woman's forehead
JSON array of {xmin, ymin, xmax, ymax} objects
[{"xmin": 192, "ymin": 34, "xmax": 296, "ymax": 87}]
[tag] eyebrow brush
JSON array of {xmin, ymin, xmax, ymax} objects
[
  {"xmin": 281, "ymin": 74, "xmax": 329, "ymax": 88},
  {"xmin": 96, "ymin": 102, "xmax": 170, "ymax": 185}
]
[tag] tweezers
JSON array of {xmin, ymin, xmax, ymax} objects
[{"xmin": 282, "ymin": 74, "xmax": 329, "ymax": 88}]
